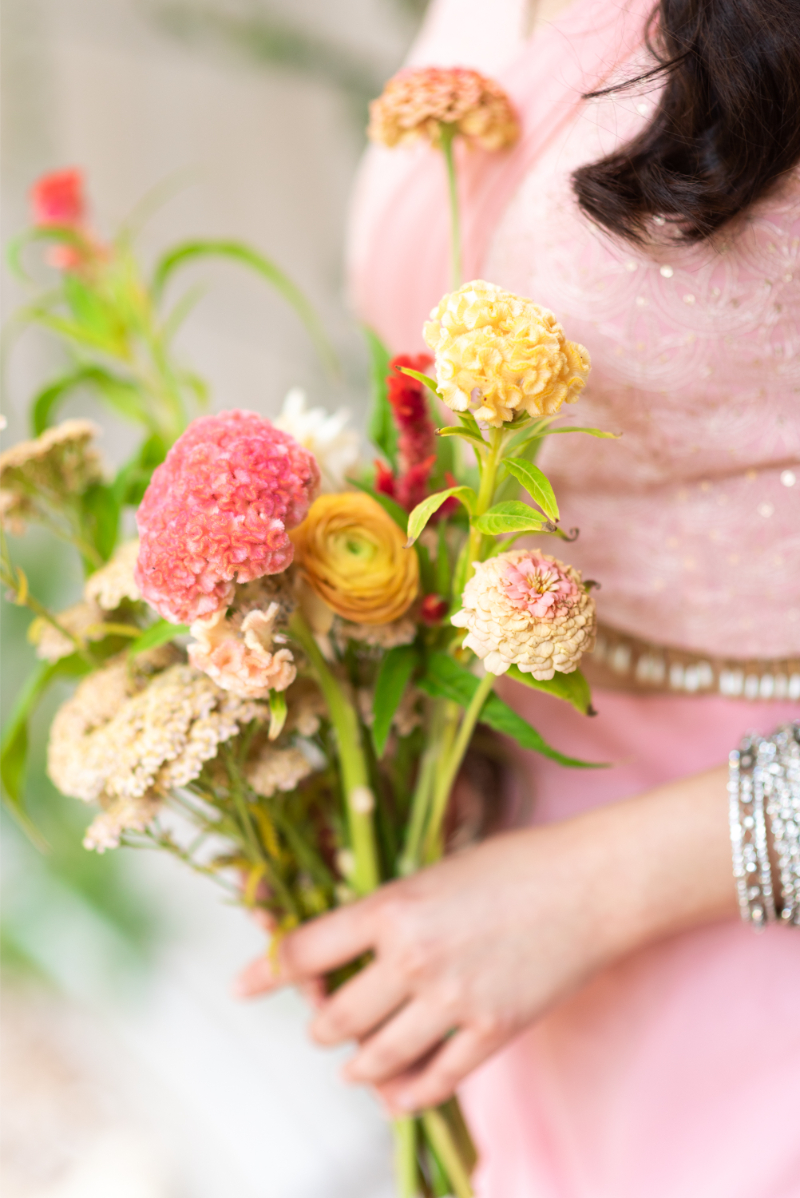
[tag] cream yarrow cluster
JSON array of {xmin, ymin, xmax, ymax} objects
[
  {"xmin": 0, "ymin": 419, "xmax": 103, "ymax": 532},
  {"xmin": 451, "ymin": 550, "xmax": 596, "ymax": 678},
  {"xmin": 48, "ymin": 661, "xmax": 267, "ymax": 824},
  {"xmin": 424, "ymin": 281, "xmax": 590, "ymax": 427},
  {"xmin": 368, "ymin": 66, "xmax": 518, "ymax": 151}
]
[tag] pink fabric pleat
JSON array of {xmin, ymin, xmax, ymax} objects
[
  {"xmin": 459, "ymin": 687, "xmax": 800, "ymax": 1198},
  {"xmin": 347, "ymin": 0, "xmax": 654, "ymax": 352}
]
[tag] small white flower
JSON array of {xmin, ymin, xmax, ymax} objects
[{"xmin": 275, "ymin": 388, "xmax": 359, "ymax": 492}]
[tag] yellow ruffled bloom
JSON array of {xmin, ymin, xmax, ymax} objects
[
  {"xmin": 424, "ymin": 280, "xmax": 590, "ymax": 427},
  {"xmin": 291, "ymin": 493, "xmax": 419, "ymax": 626}
]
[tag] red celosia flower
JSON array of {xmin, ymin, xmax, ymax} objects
[
  {"xmin": 135, "ymin": 410, "xmax": 320, "ymax": 624},
  {"xmin": 388, "ymin": 353, "xmax": 436, "ymax": 471},
  {"xmin": 31, "ymin": 169, "xmax": 86, "ymax": 227},
  {"xmin": 420, "ymin": 594, "xmax": 449, "ymax": 625}
]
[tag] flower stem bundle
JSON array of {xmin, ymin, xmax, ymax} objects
[{"xmin": 2, "ymin": 106, "xmax": 617, "ymax": 1197}]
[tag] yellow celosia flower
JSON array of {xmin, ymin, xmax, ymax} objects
[
  {"xmin": 368, "ymin": 66, "xmax": 518, "ymax": 151},
  {"xmin": 291, "ymin": 493, "xmax": 419, "ymax": 626},
  {"xmin": 423, "ymin": 280, "xmax": 590, "ymax": 427}
]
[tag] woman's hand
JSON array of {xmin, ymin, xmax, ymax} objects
[{"xmin": 235, "ymin": 766, "xmax": 735, "ymax": 1112}]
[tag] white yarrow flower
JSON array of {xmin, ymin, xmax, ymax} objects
[{"xmin": 275, "ymin": 388, "xmax": 359, "ymax": 491}]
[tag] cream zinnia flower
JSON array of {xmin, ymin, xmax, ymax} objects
[
  {"xmin": 48, "ymin": 662, "xmax": 266, "ymax": 810},
  {"xmin": 274, "ymin": 388, "xmax": 359, "ymax": 492},
  {"xmin": 451, "ymin": 550, "xmax": 595, "ymax": 678},
  {"xmin": 84, "ymin": 540, "xmax": 141, "ymax": 610},
  {"xmin": 424, "ymin": 281, "xmax": 590, "ymax": 427},
  {"xmin": 368, "ymin": 66, "xmax": 519, "ymax": 151}
]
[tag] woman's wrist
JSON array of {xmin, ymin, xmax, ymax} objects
[{"xmin": 551, "ymin": 765, "xmax": 738, "ymax": 970}]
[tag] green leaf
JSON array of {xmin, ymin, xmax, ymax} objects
[
  {"xmin": 364, "ymin": 326, "xmax": 396, "ymax": 469},
  {"xmin": 436, "ymin": 425, "xmax": 487, "ymax": 452},
  {"xmin": 372, "ymin": 645, "xmax": 419, "ymax": 757},
  {"xmin": 502, "ymin": 459, "xmax": 559, "ymax": 521},
  {"xmin": 407, "ymin": 486, "xmax": 475, "ymax": 545},
  {"xmin": 418, "ymin": 653, "xmax": 599, "ymax": 768},
  {"xmin": 151, "ymin": 239, "xmax": 339, "ymax": 378},
  {"xmin": 1, "ymin": 653, "xmax": 91, "ymax": 845},
  {"xmin": 397, "ymin": 366, "xmax": 439, "ymax": 395},
  {"xmin": 31, "ymin": 366, "xmax": 149, "ymax": 436},
  {"xmin": 435, "ymin": 520, "xmax": 451, "ymax": 597},
  {"xmin": 506, "ymin": 664, "xmax": 593, "ymax": 715},
  {"xmin": 128, "ymin": 619, "xmax": 188, "ymax": 658},
  {"xmin": 6, "ymin": 226, "xmax": 93, "ymax": 281},
  {"xmin": 473, "ymin": 501, "xmax": 551, "ymax": 537},
  {"xmin": 541, "ymin": 426, "xmax": 620, "ymax": 439},
  {"xmin": 349, "ymin": 476, "xmax": 408, "ymax": 531},
  {"xmin": 81, "ymin": 482, "xmax": 122, "ymax": 562}
]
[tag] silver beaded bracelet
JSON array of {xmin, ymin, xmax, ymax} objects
[{"xmin": 729, "ymin": 721, "xmax": 800, "ymax": 929}]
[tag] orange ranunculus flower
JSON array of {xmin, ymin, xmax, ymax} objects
[{"xmin": 291, "ymin": 493, "xmax": 419, "ymax": 626}]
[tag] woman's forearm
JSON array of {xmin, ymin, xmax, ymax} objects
[{"xmin": 575, "ymin": 764, "xmax": 738, "ymax": 967}]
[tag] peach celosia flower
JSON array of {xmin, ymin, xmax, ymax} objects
[
  {"xmin": 368, "ymin": 67, "xmax": 518, "ymax": 151},
  {"xmin": 188, "ymin": 603, "xmax": 296, "ymax": 699},
  {"xmin": 84, "ymin": 540, "xmax": 141, "ymax": 610},
  {"xmin": 451, "ymin": 549, "xmax": 596, "ymax": 678},
  {"xmin": 424, "ymin": 281, "xmax": 590, "ymax": 427},
  {"xmin": 135, "ymin": 410, "xmax": 320, "ymax": 625},
  {"xmin": 291, "ymin": 492, "xmax": 419, "ymax": 626}
]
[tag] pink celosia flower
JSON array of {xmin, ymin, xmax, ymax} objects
[
  {"xmin": 188, "ymin": 603, "xmax": 296, "ymax": 699},
  {"xmin": 30, "ymin": 169, "xmax": 86, "ymax": 226},
  {"xmin": 451, "ymin": 549, "xmax": 596, "ymax": 678},
  {"xmin": 135, "ymin": 410, "xmax": 319, "ymax": 623}
]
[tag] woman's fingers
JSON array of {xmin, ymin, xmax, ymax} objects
[
  {"xmin": 310, "ymin": 961, "xmax": 409, "ymax": 1047},
  {"xmin": 234, "ymin": 897, "xmax": 378, "ymax": 997},
  {"xmin": 379, "ymin": 1023, "xmax": 501, "ymax": 1113},
  {"xmin": 343, "ymin": 998, "xmax": 452, "ymax": 1086}
]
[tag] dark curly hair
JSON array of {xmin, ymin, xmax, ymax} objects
[{"xmin": 572, "ymin": 0, "xmax": 800, "ymax": 243}]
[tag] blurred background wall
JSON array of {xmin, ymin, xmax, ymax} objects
[{"xmin": 0, "ymin": 2, "xmax": 428, "ymax": 1195}]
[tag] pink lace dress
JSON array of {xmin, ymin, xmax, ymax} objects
[{"xmin": 348, "ymin": 0, "xmax": 800, "ymax": 1193}]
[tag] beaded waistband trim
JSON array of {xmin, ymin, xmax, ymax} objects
[{"xmin": 590, "ymin": 625, "xmax": 800, "ymax": 701}]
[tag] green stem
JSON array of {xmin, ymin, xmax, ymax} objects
[
  {"xmin": 291, "ymin": 612, "xmax": 380, "ymax": 895},
  {"xmin": 399, "ymin": 698, "xmax": 447, "ymax": 875},
  {"xmin": 466, "ymin": 426, "xmax": 504, "ymax": 579},
  {"xmin": 422, "ymin": 672, "xmax": 495, "ymax": 864},
  {"xmin": 440, "ymin": 126, "xmax": 463, "ymax": 290},
  {"xmin": 421, "ymin": 1109, "xmax": 474, "ymax": 1198},
  {"xmin": 394, "ymin": 1117, "xmax": 419, "ymax": 1198}
]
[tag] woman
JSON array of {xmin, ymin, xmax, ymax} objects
[{"xmin": 237, "ymin": 1, "xmax": 800, "ymax": 1193}]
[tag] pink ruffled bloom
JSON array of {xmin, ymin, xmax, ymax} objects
[
  {"xmin": 30, "ymin": 169, "xmax": 86, "ymax": 226},
  {"xmin": 135, "ymin": 410, "xmax": 319, "ymax": 624},
  {"xmin": 188, "ymin": 604, "xmax": 296, "ymax": 699}
]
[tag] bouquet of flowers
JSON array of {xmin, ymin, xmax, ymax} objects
[{"xmin": 1, "ymin": 69, "xmax": 615, "ymax": 1198}]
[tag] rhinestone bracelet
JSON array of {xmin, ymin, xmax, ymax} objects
[
  {"xmin": 729, "ymin": 722, "xmax": 800, "ymax": 929},
  {"xmin": 762, "ymin": 723, "xmax": 800, "ymax": 926}
]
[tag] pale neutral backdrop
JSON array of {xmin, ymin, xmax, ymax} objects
[{"xmin": 0, "ymin": 2, "xmax": 425, "ymax": 1195}]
